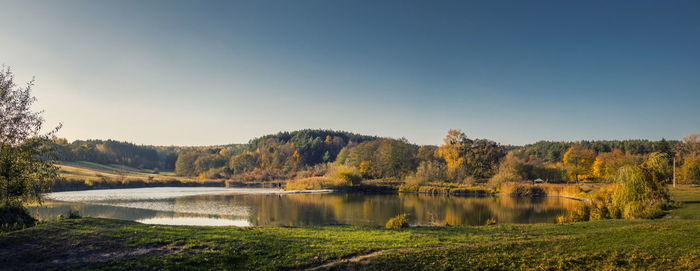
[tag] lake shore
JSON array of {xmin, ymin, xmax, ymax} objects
[
  {"xmin": 1, "ymin": 217, "xmax": 698, "ymax": 270},
  {"xmin": 3, "ymin": 186, "xmax": 697, "ymax": 270}
]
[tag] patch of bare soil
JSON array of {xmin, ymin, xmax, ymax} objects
[{"xmin": 304, "ymin": 248, "xmax": 414, "ymax": 271}]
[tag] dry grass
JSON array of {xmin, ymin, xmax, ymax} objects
[
  {"xmin": 539, "ymin": 183, "xmax": 583, "ymax": 198},
  {"xmin": 284, "ymin": 177, "xmax": 347, "ymax": 190},
  {"xmin": 54, "ymin": 161, "xmax": 223, "ymax": 190},
  {"xmin": 498, "ymin": 182, "xmax": 544, "ymax": 197}
]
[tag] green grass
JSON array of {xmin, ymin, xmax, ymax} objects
[
  {"xmin": 668, "ymin": 185, "xmax": 700, "ymax": 220},
  {"xmin": 1, "ymin": 186, "xmax": 699, "ymax": 270}
]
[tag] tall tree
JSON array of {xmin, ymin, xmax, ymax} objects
[{"xmin": 0, "ymin": 67, "xmax": 60, "ymax": 205}]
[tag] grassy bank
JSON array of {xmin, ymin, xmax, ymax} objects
[
  {"xmin": 1, "ymin": 186, "xmax": 699, "ymax": 270},
  {"xmin": 1, "ymin": 218, "xmax": 698, "ymax": 270}
]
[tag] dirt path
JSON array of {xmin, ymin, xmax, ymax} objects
[{"xmin": 304, "ymin": 249, "xmax": 407, "ymax": 271}]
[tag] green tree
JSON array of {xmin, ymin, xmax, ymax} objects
[
  {"xmin": 175, "ymin": 152, "xmax": 204, "ymax": 176},
  {"xmin": 0, "ymin": 67, "xmax": 60, "ymax": 206}
]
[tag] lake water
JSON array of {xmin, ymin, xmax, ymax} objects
[{"xmin": 28, "ymin": 187, "xmax": 583, "ymax": 226}]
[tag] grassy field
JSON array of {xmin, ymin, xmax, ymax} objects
[
  {"xmin": 1, "ymin": 186, "xmax": 698, "ymax": 270},
  {"xmin": 57, "ymin": 161, "xmax": 192, "ymax": 182},
  {"xmin": 55, "ymin": 161, "xmax": 223, "ymax": 189}
]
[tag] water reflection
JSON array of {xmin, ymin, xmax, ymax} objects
[
  {"xmin": 28, "ymin": 188, "xmax": 583, "ymax": 226},
  {"xmin": 137, "ymin": 217, "xmax": 252, "ymax": 226}
]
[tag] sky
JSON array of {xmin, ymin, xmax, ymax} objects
[{"xmin": 1, "ymin": 0, "xmax": 698, "ymax": 146}]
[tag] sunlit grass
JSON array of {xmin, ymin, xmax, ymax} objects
[{"xmin": 2, "ymin": 185, "xmax": 699, "ymax": 270}]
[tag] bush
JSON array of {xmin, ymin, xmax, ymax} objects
[
  {"xmin": 611, "ymin": 165, "xmax": 669, "ymax": 219},
  {"xmin": 284, "ymin": 177, "xmax": 346, "ymax": 190},
  {"xmin": 325, "ymin": 164, "xmax": 362, "ymax": 185},
  {"xmin": 499, "ymin": 182, "xmax": 545, "ymax": 197},
  {"xmin": 1, "ymin": 204, "xmax": 36, "ymax": 232},
  {"xmin": 589, "ymin": 203, "xmax": 610, "ymax": 221},
  {"xmin": 385, "ymin": 214, "xmax": 409, "ymax": 229},
  {"xmin": 558, "ymin": 205, "xmax": 590, "ymax": 223},
  {"xmin": 68, "ymin": 210, "xmax": 82, "ymax": 219},
  {"xmin": 338, "ymin": 172, "xmax": 362, "ymax": 186}
]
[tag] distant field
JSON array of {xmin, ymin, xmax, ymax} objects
[{"xmin": 55, "ymin": 161, "xmax": 222, "ymax": 189}]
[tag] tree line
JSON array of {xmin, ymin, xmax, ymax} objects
[{"xmin": 46, "ymin": 129, "xmax": 700, "ymax": 185}]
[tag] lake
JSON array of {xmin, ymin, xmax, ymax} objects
[{"xmin": 28, "ymin": 187, "xmax": 583, "ymax": 226}]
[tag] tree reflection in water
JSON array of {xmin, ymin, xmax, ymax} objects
[{"xmin": 29, "ymin": 188, "xmax": 583, "ymax": 226}]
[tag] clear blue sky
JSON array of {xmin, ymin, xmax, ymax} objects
[{"xmin": 1, "ymin": 0, "xmax": 698, "ymax": 146}]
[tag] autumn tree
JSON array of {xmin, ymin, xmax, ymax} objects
[
  {"xmin": 437, "ymin": 130, "xmax": 471, "ymax": 180},
  {"xmin": 229, "ymin": 152, "xmax": 259, "ymax": 175},
  {"xmin": 437, "ymin": 130, "xmax": 504, "ymax": 181},
  {"xmin": 562, "ymin": 146, "xmax": 596, "ymax": 182},
  {"xmin": 338, "ymin": 138, "xmax": 418, "ymax": 179},
  {"xmin": 680, "ymin": 156, "xmax": 700, "ymax": 184},
  {"xmin": 592, "ymin": 149, "xmax": 633, "ymax": 182},
  {"xmin": 642, "ymin": 152, "xmax": 672, "ymax": 184}
]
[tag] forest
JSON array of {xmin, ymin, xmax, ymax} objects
[{"xmin": 48, "ymin": 129, "xmax": 700, "ymax": 186}]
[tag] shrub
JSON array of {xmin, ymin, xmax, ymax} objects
[
  {"xmin": 499, "ymin": 182, "xmax": 545, "ymax": 197},
  {"xmin": 558, "ymin": 205, "xmax": 590, "ymax": 223},
  {"xmin": 385, "ymin": 214, "xmax": 409, "ymax": 229},
  {"xmin": 556, "ymin": 215, "xmax": 567, "ymax": 224},
  {"xmin": 1, "ymin": 204, "xmax": 37, "ymax": 232},
  {"xmin": 326, "ymin": 164, "xmax": 362, "ymax": 185},
  {"xmin": 611, "ymin": 165, "xmax": 669, "ymax": 219},
  {"xmin": 67, "ymin": 210, "xmax": 82, "ymax": 219},
  {"xmin": 285, "ymin": 177, "xmax": 346, "ymax": 190},
  {"xmin": 338, "ymin": 172, "xmax": 363, "ymax": 186},
  {"xmin": 589, "ymin": 203, "xmax": 609, "ymax": 221}
]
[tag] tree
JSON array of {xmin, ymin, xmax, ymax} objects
[
  {"xmin": 592, "ymin": 149, "xmax": 630, "ymax": 182},
  {"xmin": 562, "ymin": 146, "xmax": 596, "ymax": 182},
  {"xmin": 437, "ymin": 130, "xmax": 470, "ymax": 180},
  {"xmin": 464, "ymin": 139, "xmax": 505, "ymax": 178},
  {"xmin": 680, "ymin": 156, "xmax": 700, "ymax": 184},
  {"xmin": 229, "ymin": 152, "xmax": 258, "ymax": 175},
  {"xmin": 175, "ymin": 152, "xmax": 204, "ymax": 176},
  {"xmin": 0, "ymin": 66, "xmax": 60, "ymax": 206},
  {"xmin": 437, "ymin": 129, "xmax": 504, "ymax": 181},
  {"xmin": 490, "ymin": 152, "xmax": 527, "ymax": 185},
  {"xmin": 642, "ymin": 152, "xmax": 672, "ymax": 184},
  {"xmin": 611, "ymin": 165, "xmax": 669, "ymax": 219},
  {"xmin": 413, "ymin": 161, "xmax": 446, "ymax": 183},
  {"xmin": 338, "ymin": 138, "xmax": 418, "ymax": 179}
]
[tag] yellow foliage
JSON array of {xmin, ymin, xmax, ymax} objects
[
  {"xmin": 562, "ymin": 146, "xmax": 596, "ymax": 182},
  {"xmin": 284, "ymin": 177, "xmax": 346, "ymax": 190}
]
